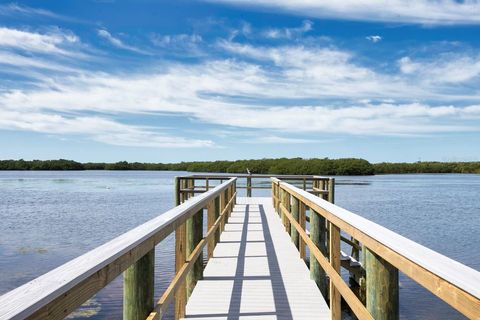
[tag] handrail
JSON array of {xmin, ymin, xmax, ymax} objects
[
  {"xmin": 0, "ymin": 178, "xmax": 237, "ymax": 320},
  {"xmin": 178, "ymin": 174, "xmax": 332, "ymax": 198},
  {"xmin": 180, "ymin": 174, "xmax": 330, "ymax": 179},
  {"xmin": 272, "ymin": 177, "xmax": 480, "ymax": 319}
]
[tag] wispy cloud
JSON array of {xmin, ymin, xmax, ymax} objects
[
  {"xmin": 263, "ymin": 20, "xmax": 313, "ymax": 39},
  {"xmin": 0, "ymin": 3, "xmax": 89, "ymax": 24},
  {"xmin": 0, "ymin": 108, "xmax": 213, "ymax": 148},
  {"xmin": 0, "ymin": 3, "xmax": 60, "ymax": 18},
  {"xmin": 207, "ymin": 0, "xmax": 480, "ymax": 25},
  {"xmin": 97, "ymin": 29, "xmax": 149, "ymax": 55},
  {"xmin": 2, "ymin": 28, "xmax": 480, "ymax": 147},
  {"xmin": 399, "ymin": 54, "xmax": 480, "ymax": 84},
  {"xmin": 0, "ymin": 27, "xmax": 79, "ymax": 56},
  {"xmin": 150, "ymin": 33, "xmax": 202, "ymax": 47},
  {"xmin": 366, "ymin": 35, "xmax": 382, "ymax": 43}
]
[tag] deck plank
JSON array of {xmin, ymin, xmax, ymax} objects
[{"xmin": 185, "ymin": 197, "xmax": 330, "ymax": 320}]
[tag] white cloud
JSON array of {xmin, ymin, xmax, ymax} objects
[
  {"xmin": 0, "ymin": 52, "xmax": 77, "ymax": 72},
  {"xmin": 0, "ymin": 3, "xmax": 59, "ymax": 18},
  {"xmin": 97, "ymin": 29, "xmax": 149, "ymax": 55},
  {"xmin": 399, "ymin": 54, "xmax": 480, "ymax": 84},
  {"xmin": 366, "ymin": 35, "xmax": 382, "ymax": 43},
  {"xmin": 2, "ymin": 36, "xmax": 480, "ymax": 146},
  {"xmin": 0, "ymin": 27, "xmax": 79, "ymax": 55},
  {"xmin": 0, "ymin": 108, "xmax": 213, "ymax": 148},
  {"xmin": 263, "ymin": 20, "xmax": 313, "ymax": 39},
  {"xmin": 151, "ymin": 33, "xmax": 202, "ymax": 46},
  {"xmin": 206, "ymin": 0, "xmax": 480, "ymax": 25}
]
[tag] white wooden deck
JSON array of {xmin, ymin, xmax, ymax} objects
[{"xmin": 185, "ymin": 197, "xmax": 330, "ymax": 320}]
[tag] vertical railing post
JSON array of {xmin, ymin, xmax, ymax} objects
[
  {"xmin": 175, "ymin": 178, "xmax": 186, "ymax": 320},
  {"xmin": 328, "ymin": 178, "xmax": 335, "ymax": 203},
  {"xmin": 299, "ymin": 201, "xmax": 306, "ymax": 260},
  {"xmin": 329, "ymin": 222, "xmax": 341, "ymax": 320},
  {"xmin": 175, "ymin": 177, "xmax": 181, "ymax": 205},
  {"xmin": 214, "ymin": 196, "xmax": 220, "ymax": 246},
  {"xmin": 366, "ymin": 248, "xmax": 399, "ymax": 320},
  {"xmin": 291, "ymin": 196, "xmax": 299, "ymax": 249},
  {"xmin": 272, "ymin": 181, "xmax": 276, "ymax": 207},
  {"xmin": 280, "ymin": 187, "xmax": 285, "ymax": 222},
  {"xmin": 286, "ymin": 193, "xmax": 291, "ymax": 233},
  {"xmin": 310, "ymin": 208, "xmax": 328, "ymax": 297},
  {"xmin": 247, "ymin": 176, "xmax": 252, "ymax": 197},
  {"xmin": 123, "ymin": 249, "xmax": 154, "ymax": 320},
  {"xmin": 219, "ymin": 189, "xmax": 225, "ymax": 232},
  {"xmin": 207, "ymin": 199, "xmax": 215, "ymax": 259},
  {"xmin": 186, "ymin": 209, "xmax": 203, "ymax": 298}
]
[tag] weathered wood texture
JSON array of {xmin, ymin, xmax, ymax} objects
[
  {"xmin": 290, "ymin": 196, "xmax": 300, "ymax": 249},
  {"xmin": 276, "ymin": 178, "xmax": 480, "ymax": 320},
  {"xmin": 185, "ymin": 197, "xmax": 330, "ymax": 319},
  {"xmin": 0, "ymin": 178, "xmax": 236, "ymax": 320},
  {"xmin": 186, "ymin": 210, "xmax": 204, "ymax": 298},
  {"xmin": 366, "ymin": 248, "xmax": 399, "ymax": 320},
  {"xmin": 329, "ymin": 223, "xmax": 341, "ymax": 320},
  {"xmin": 309, "ymin": 208, "xmax": 328, "ymax": 298},
  {"xmin": 123, "ymin": 250, "xmax": 155, "ymax": 320}
]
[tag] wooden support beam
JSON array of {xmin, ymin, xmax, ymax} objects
[
  {"xmin": 328, "ymin": 178, "xmax": 335, "ymax": 204},
  {"xmin": 291, "ymin": 196, "xmax": 300, "ymax": 249},
  {"xmin": 310, "ymin": 209, "xmax": 328, "ymax": 297},
  {"xmin": 186, "ymin": 210, "xmax": 203, "ymax": 298},
  {"xmin": 299, "ymin": 202, "xmax": 306, "ymax": 260},
  {"xmin": 329, "ymin": 223, "xmax": 341, "ymax": 320},
  {"xmin": 207, "ymin": 200, "xmax": 215, "ymax": 259},
  {"xmin": 284, "ymin": 192, "xmax": 291, "ymax": 233},
  {"xmin": 366, "ymin": 248, "xmax": 399, "ymax": 320},
  {"xmin": 123, "ymin": 250, "xmax": 154, "ymax": 320},
  {"xmin": 214, "ymin": 196, "xmax": 220, "ymax": 246},
  {"xmin": 174, "ymin": 177, "xmax": 181, "ymax": 206},
  {"xmin": 174, "ymin": 223, "xmax": 186, "ymax": 320}
]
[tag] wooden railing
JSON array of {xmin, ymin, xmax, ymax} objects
[
  {"xmin": 272, "ymin": 177, "xmax": 480, "ymax": 320},
  {"xmin": 177, "ymin": 174, "xmax": 332, "ymax": 197},
  {"xmin": 0, "ymin": 177, "xmax": 237, "ymax": 320}
]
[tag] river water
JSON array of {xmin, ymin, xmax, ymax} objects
[{"xmin": 0, "ymin": 171, "xmax": 478, "ymax": 319}]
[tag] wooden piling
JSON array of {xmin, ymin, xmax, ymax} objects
[
  {"xmin": 290, "ymin": 196, "xmax": 299, "ymax": 249},
  {"xmin": 328, "ymin": 178, "xmax": 335, "ymax": 203},
  {"xmin": 310, "ymin": 209, "xmax": 328, "ymax": 297},
  {"xmin": 174, "ymin": 177, "xmax": 186, "ymax": 320},
  {"xmin": 247, "ymin": 176, "xmax": 252, "ymax": 197},
  {"xmin": 329, "ymin": 223, "xmax": 341, "ymax": 320},
  {"xmin": 207, "ymin": 200, "xmax": 215, "ymax": 258},
  {"xmin": 366, "ymin": 248, "xmax": 399, "ymax": 320},
  {"xmin": 299, "ymin": 202, "xmax": 306, "ymax": 259},
  {"xmin": 284, "ymin": 193, "xmax": 291, "ymax": 233},
  {"xmin": 186, "ymin": 210, "xmax": 203, "ymax": 298},
  {"xmin": 214, "ymin": 196, "xmax": 220, "ymax": 246},
  {"xmin": 123, "ymin": 250, "xmax": 154, "ymax": 320}
]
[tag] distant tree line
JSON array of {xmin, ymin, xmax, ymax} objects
[
  {"xmin": 0, "ymin": 158, "xmax": 479, "ymax": 175},
  {"xmin": 373, "ymin": 161, "xmax": 480, "ymax": 174}
]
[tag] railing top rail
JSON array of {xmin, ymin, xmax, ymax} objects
[
  {"xmin": 0, "ymin": 178, "xmax": 237, "ymax": 320},
  {"xmin": 179, "ymin": 174, "xmax": 330, "ymax": 179},
  {"xmin": 274, "ymin": 178, "xmax": 480, "ymax": 301}
]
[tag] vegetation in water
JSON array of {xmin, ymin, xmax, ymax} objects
[{"xmin": 0, "ymin": 158, "xmax": 479, "ymax": 175}]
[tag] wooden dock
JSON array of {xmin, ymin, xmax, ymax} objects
[
  {"xmin": 185, "ymin": 197, "xmax": 329, "ymax": 319},
  {"xmin": 0, "ymin": 174, "xmax": 479, "ymax": 320}
]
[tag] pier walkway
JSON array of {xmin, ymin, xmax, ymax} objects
[
  {"xmin": 185, "ymin": 197, "xmax": 329, "ymax": 319},
  {"xmin": 0, "ymin": 174, "xmax": 478, "ymax": 320}
]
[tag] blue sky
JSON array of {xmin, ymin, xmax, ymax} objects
[{"xmin": 1, "ymin": 0, "xmax": 480, "ymax": 163}]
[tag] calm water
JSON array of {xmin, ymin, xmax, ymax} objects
[{"xmin": 0, "ymin": 171, "xmax": 478, "ymax": 319}]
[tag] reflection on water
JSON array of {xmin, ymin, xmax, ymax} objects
[{"xmin": 0, "ymin": 171, "xmax": 478, "ymax": 319}]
